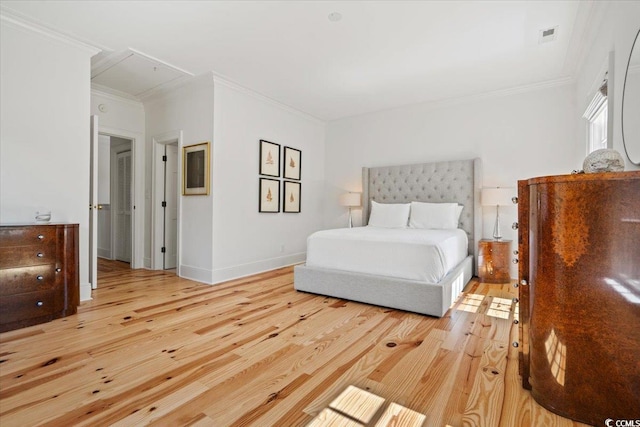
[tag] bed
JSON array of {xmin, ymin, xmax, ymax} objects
[{"xmin": 294, "ymin": 158, "xmax": 482, "ymax": 317}]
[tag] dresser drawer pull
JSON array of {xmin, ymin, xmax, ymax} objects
[
  {"xmin": 36, "ymin": 275, "xmax": 44, "ymax": 281},
  {"xmin": 37, "ymin": 234, "xmax": 45, "ymax": 240},
  {"xmin": 512, "ymin": 258, "xmax": 519, "ymax": 264},
  {"xmin": 37, "ymin": 252, "xmax": 44, "ymax": 258},
  {"xmin": 513, "ymin": 250, "xmax": 518, "ymax": 255},
  {"xmin": 513, "ymin": 297, "xmax": 519, "ymax": 303},
  {"xmin": 512, "ymin": 222, "xmax": 519, "ymax": 230},
  {"xmin": 513, "ymin": 282, "xmax": 519, "ymax": 288},
  {"xmin": 512, "ymin": 196, "xmax": 518, "ymax": 204},
  {"xmin": 520, "ymin": 279, "xmax": 528, "ymax": 286},
  {"xmin": 36, "ymin": 301, "xmax": 44, "ymax": 307},
  {"xmin": 513, "ymin": 319, "xmax": 519, "ymax": 324},
  {"xmin": 512, "ymin": 342, "xmax": 519, "ymax": 348},
  {"xmin": 55, "ymin": 268, "xmax": 62, "ymax": 273}
]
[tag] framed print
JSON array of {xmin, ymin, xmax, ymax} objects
[
  {"xmin": 259, "ymin": 178, "xmax": 280, "ymax": 213},
  {"xmin": 183, "ymin": 142, "xmax": 210, "ymax": 195},
  {"xmin": 259, "ymin": 140, "xmax": 280, "ymax": 177},
  {"xmin": 283, "ymin": 181, "xmax": 301, "ymax": 213},
  {"xmin": 283, "ymin": 146, "xmax": 301, "ymax": 180}
]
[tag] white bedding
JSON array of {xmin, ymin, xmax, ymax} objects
[{"xmin": 305, "ymin": 226, "xmax": 468, "ymax": 283}]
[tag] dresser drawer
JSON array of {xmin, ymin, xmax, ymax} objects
[
  {"xmin": 0, "ymin": 289, "xmax": 64, "ymax": 323},
  {"xmin": 0, "ymin": 242, "xmax": 57, "ymax": 268},
  {"xmin": 0, "ymin": 265, "xmax": 59, "ymax": 296},
  {"xmin": 0, "ymin": 226, "xmax": 57, "ymax": 247}
]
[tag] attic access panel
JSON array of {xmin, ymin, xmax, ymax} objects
[{"xmin": 92, "ymin": 50, "xmax": 190, "ymax": 97}]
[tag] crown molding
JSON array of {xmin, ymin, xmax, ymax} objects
[
  {"xmin": 91, "ymin": 84, "xmax": 145, "ymax": 108},
  {"xmin": 210, "ymin": 72, "xmax": 326, "ymax": 125},
  {"xmin": 0, "ymin": 5, "xmax": 101, "ymax": 55},
  {"xmin": 139, "ymin": 73, "xmax": 210, "ymax": 104},
  {"xmin": 142, "ymin": 70, "xmax": 325, "ymax": 125},
  {"xmin": 334, "ymin": 76, "xmax": 576, "ymax": 122},
  {"xmin": 563, "ymin": 0, "xmax": 612, "ymax": 76}
]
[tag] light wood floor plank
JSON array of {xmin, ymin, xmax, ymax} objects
[{"xmin": 0, "ymin": 263, "xmax": 591, "ymax": 426}]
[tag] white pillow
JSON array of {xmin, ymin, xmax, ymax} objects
[
  {"xmin": 368, "ymin": 201, "xmax": 410, "ymax": 228},
  {"xmin": 409, "ymin": 202, "xmax": 461, "ymax": 229}
]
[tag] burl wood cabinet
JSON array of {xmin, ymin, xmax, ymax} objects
[
  {"xmin": 478, "ymin": 239, "xmax": 512, "ymax": 283},
  {"xmin": 516, "ymin": 171, "xmax": 640, "ymax": 426},
  {"xmin": 0, "ymin": 224, "xmax": 79, "ymax": 332}
]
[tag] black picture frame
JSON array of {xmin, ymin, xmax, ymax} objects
[
  {"xmin": 259, "ymin": 178, "xmax": 280, "ymax": 213},
  {"xmin": 283, "ymin": 180, "xmax": 301, "ymax": 213},
  {"xmin": 283, "ymin": 146, "xmax": 301, "ymax": 180},
  {"xmin": 259, "ymin": 140, "xmax": 280, "ymax": 177}
]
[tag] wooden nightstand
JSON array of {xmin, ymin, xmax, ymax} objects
[{"xmin": 478, "ymin": 239, "xmax": 511, "ymax": 283}]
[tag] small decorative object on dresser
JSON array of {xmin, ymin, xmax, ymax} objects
[
  {"xmin": 0, "ymin": 223, "xmax": 79, "ymax": 332},
  {"xmin": 515, "ymin": 171, "xmax": 640, "ymax": 426},
  {"xmin": 582, "ymin": 148, "xmax": 625, "ymax": 173},
  {"xmin": 477, "ymin": 239, "xmax": 511, "ymax": 283}
]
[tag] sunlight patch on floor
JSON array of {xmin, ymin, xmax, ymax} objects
[
  {"xmin": 308, "ymin": 385, "xmax": 427, "ymax": 427},
  {"xmin": 487, "ymin": 297, "xmax": 512, "ymax": 319},
  {"xmin": 457, "ymin": 293, "xmax": 484, "ymax": 314}
]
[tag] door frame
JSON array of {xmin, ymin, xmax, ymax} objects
[
  {"xmin": 98, "ymin": 126, "xmax": 144, "ymax": 270},
  {"xmin": 151, "ymin": 130, "xmax": 183, "ymax": 273}
]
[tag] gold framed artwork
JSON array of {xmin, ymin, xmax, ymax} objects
[
  {"xmin": 283, "ymin": 181, "xmax": 301, "ymax": 213},
  {"xmin": 183, "ymin": 142, "xmax": 210, "ymax": 196},
  {"xmin": 259, "ymin": 140, "xmax": 280, "ymax": 177},
  {"xmin": 259, "ymin": 178, "xmax": 280, "ymax": 213},
  {"xmin": 283, "ymin": 146, "xmax": 301, "ymax": 180}
]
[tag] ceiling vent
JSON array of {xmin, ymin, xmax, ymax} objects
[{"xmin": 539, "ymin": 26, "xmax": 558, "ymax": 44}]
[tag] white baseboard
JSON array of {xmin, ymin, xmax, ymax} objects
[
  {"xmin": 80, "ymin": 282, "xmax": 93, "ymax": 302},
  {"xmin": 179, "ymin": 252, "xmax": 306, "ymax": 285},
  {"xmin": 143, "ymin": 257, "xmax": 151, "ymax": 269},
  {"xmin": 97, "ymin": 248, "xmax": 111, "ymax": 259}
]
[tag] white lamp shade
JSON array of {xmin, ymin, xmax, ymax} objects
[
  {"xmin": 340, "ymin": 192, "xmax": 361, "ymax": 207},
  {"xmin": 481, "ymin": 188, "xmax": 514, "ymax": 206}
]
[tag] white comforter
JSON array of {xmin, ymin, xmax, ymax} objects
[{"xmin": 306, "ymin": 226, "xmax": 468, "ymax": 284}]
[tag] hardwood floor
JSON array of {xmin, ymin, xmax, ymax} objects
[{"xmin": 0, "ymin": 267, "xmax": 589, "ymax": 426}]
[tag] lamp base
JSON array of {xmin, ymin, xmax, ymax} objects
[{"xmin": 492, "ymin": 205, "xmax": 502, "ymax": 240}]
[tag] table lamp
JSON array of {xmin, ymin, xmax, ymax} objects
[
  {"xmin": 481, "ymin": 187, "xmax": 514, "ymax": 240},
  {"xmin": 339, "ymin": 192, "xmax": 361, "ymax": 228}
]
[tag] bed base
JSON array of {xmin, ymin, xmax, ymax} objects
[{"xmin": 294, "ymin": 255, "xmax": 473, "ymax": 317}]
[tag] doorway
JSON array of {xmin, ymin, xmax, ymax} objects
[
  {"xmin": 97, "ymin": 134, "xmax": 133, "ymax": 271},
  {"xmin": 152, "ymin": 131, "xmax": 182, "ymax": 272},
  {"xmin": 163, "ymin": 144, "xmax": 178, "ymax": 270}
]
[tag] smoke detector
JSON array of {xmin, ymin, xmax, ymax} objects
[
  {"xmin": 328, "ymin": 12, "xmax": 342, "ymax": 22},
  {"xmin": 539, "ymin": 26, "xmax": 558, "ymax": 44}
]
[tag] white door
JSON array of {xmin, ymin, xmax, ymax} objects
[
  {"xmin": 115, "ymin": 151, "xmax": 132, "ymax": 263},
  {"xmin": 89, "ymin": 115, "xmax": 99, "ymax": 289},
  {"xmin": 164, "ymin": 144, "xmax": 179, "ymax": 269}
]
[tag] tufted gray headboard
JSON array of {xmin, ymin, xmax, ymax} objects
[{"xmin": 362, "ymin": 158, "xmax": 482, "ymax": 274}]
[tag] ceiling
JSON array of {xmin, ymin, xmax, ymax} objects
[{"xmin": 2, "ymin": 1, "xmax": 592, "ymax": 121}]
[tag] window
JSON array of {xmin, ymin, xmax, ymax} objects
[{"xmin": 583, "ymin": 75, "xmax": 608, "ymax": 153}]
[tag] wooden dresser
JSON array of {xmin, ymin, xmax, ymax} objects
[
  {"xmin": 0, "ymin": 223, "xmax": 79, "ymax": 332},
  {"xmin": 516, "ymin": 171, "xmax": 640, "ymax": 426}
]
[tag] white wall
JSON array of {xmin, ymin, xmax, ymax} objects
[
  {"xmin": 575, "ymin": 1, "xmax": 640, "ymax": 171},
  {"xmin": 144, "ymin": 74, "xmax": 215, "ymax": 280},
  {"xmin": 325, "ymin": 83, "xmax": 579, "ymax": 278},
  {"xmin": 0, "ymin": 17, "xmax": 98, "ymax": 301},
  {"xmin": 211, "ymin": 81, "xmax": 326, "ymax": 283}
]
